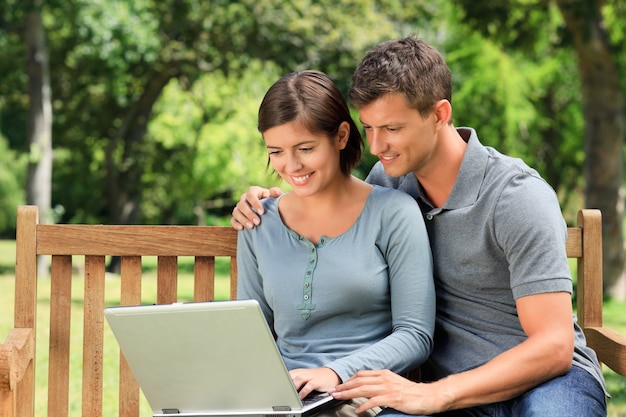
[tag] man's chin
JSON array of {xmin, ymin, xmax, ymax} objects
[{"xmin": 381, "ymin": 165, "xmax": 406, "ymax": 178}]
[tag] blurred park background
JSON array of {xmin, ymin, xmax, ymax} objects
[
  {"xmin": 1, "ymin": 0, "xmax": 626, "ymax": 297},
  {"xmin": 1, "ymin": 0, "xmax": 626, "ymax": 414}
]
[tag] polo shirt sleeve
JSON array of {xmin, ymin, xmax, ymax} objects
[{"xmin": 494, "ymin": 173, "xmax": 572, "ymax": 299}]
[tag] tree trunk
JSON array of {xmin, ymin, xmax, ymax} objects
[
  {"xmin": 106, "ymin": 66, "xmax": 177, "ymax": 226},
  {"xmin": 105, "ymin": 66, "xmax": 177, "ymax": 273},
  {"xmin": 24, "ymin": 1, "xmax": 53, "ymax": 278},
  {"xmin": 556, "ymin": 0, "xmax": 626, "ymax": 299}
]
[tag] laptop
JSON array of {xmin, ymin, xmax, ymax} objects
[{"xmin": 104, "ymin": 299, "xmax": 341, "ymax": 417}]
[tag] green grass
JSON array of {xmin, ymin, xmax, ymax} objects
[{"xmin": 1, "ymin": 239, "xmax": 625, "ymax": 415}]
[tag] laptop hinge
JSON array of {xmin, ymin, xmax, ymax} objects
[
  {"xmin": 272, "ymin": 406, "xmax": 292, "ymax": 412},
  {"xmin": 162, "ymin": 409, "xmax": 180, "ymax": 414}
]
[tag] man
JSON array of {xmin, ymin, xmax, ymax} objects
[{"xmin": 231, "ymin": 36, "xmax": 607, "ymax": 416}]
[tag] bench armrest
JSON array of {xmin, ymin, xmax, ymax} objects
[
  {"xmin": 584, "ymin": 326, "xmax": 626, "ymax": 376},
  {"xmin": 0, "ymin": 328, "xmax": 34, "ymax": 392}
]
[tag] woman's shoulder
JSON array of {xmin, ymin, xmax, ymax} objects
[
  {"xmin": 260, "ymin": 195, "xmax": 281, "ymax": 212},
  {"xmin": 362, "ymin": 186, "xmax": 422, "ymax": 224},
  {"xmin": 239, "ymin": 196, "xmax": 283, "ymax": 237},
  {"xmin": 369, "ymin": 184, "xmax": 418, "ymax": 205}
]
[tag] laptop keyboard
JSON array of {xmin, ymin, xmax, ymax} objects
[{"xmin": 302, "ymin": 391, "xmax": 330, "ymax": 406}]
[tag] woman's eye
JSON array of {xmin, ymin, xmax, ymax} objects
[{"xmin": 299, "ymin": 147, "xmax": 313, "ymax": 152}]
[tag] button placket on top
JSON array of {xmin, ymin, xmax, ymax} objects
[{"xmin": 297, "ymin": 237, "xmax": 325, "ymax": 320}]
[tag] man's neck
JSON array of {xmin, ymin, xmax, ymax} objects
[{"xmin": 416, "ymin": 127, "xmax": 467, "ymax": 208}]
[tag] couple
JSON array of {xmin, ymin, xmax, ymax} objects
[{"xmin": 232, "ymin": 36, "xmax": 607, "ymax": 417}]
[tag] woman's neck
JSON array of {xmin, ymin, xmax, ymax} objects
[{"xmin": 279, "ymin": 177, "xmax": 372, "ymax": 243}]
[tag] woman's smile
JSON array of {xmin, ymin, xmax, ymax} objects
[{"xmin": 291, "ymin": 172, "xmax": 314, "ymax": 185}]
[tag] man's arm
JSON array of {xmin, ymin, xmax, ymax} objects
[
  {"xmin": 230, "ymin": 186, "xmax": 283, "ymax": 230},
  {"xmin": 330, "ymin": 291, "xmax": 574, "ymax": 414}
]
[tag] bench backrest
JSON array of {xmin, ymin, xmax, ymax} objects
[
  {"xmin": 1, "ymin": 206, "xmax": 624, "ymax": 417},
  {"xmin": 571, "ymin": 210, "xmax": 626, "ymax": 376},
  {"xmin": 4, "ymin": 205, "xmax": 238, "ymax": 417}
]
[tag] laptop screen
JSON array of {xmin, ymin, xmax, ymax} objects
[{"xmin": 105, "ymin": 300, "xmax": 308, "ymax": 416}]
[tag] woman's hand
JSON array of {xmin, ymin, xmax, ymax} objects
[{"xmin": 289, "ymin": 367, "xmax": 341, "ymax": 399}]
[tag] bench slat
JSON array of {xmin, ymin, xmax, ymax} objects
[
  {"xmin": 157, "ymin": 256, "xmax": 178, "ymax": 304},
  {"xmin": 120, "ymin": 256, "xmax": 142, "ymax": 417},
  {"xmin": 229, "ymin": 258, "xmax": 238, "ymax": 299},
  {"xmin": 82, "ymin": 256, "xmax": 106, "ymax": 417},
  {"xmin": 36, "ymin": 225, "xmax": 237, "ymax": 256},
  {"xmin": 577, "ymin": 209, "xmax": 604, "ymax": 329},
  {"xmin": 194, "ymin": 256, "xmax": 216, "ymax": 302},
  {"xmin": 565, "ymin": 227, "xmax": 582, "ymax": 257},
  {"xmin": 48, "ymin": 255, "xmax": 72, "ymax": 417}
]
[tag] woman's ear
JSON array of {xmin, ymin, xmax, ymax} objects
[{"xmin": 336, "ymin": 121, "xmax": 350, "ymax": 150}]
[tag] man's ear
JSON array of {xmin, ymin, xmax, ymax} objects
[{"xmin": 434, "ymin": 99, "xmax": 452, "ymax": 126}]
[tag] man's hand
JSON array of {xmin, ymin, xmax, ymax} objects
[
  {"xmin": 230, "ymin": 186, "xmax": 283, "ymax": 230},
  {"xmin": 329, "ymin": 369, "xmax": 454, "ymax": 415}
]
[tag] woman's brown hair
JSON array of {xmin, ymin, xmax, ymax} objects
[{"xmin": 258, "ymin": 70, "xmax": 363, "ymax": 176}]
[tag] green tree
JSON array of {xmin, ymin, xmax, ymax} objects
[
  {"xmin": 443, "ymin": 10, "xmax": 585, "ymax": 213},
  {"xmin": 43, "ymin": 0, "xmax": 434, "ymax": 226},
  {"xmin": 454, "ymin": 0, "xmax": 625, "ymax": 298},
  {"xmin": 144, "ymin": 61, "xmax": 285, "ymax": 225},
  {"xmin": 0, "ymin": 0, "xmax": 53, "ymax": 223},
  {"xmin": 555, "ymin": 0, "xmax": 625, "ymax": 298},
  {"xmin": 23, "ymin": 0, "xmax": 53, "ymax": 225},
  {"xmin": 0, "ymin": 135, "xmax": 26, "ymax": 236}
]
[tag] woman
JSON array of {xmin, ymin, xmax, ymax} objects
[{"xmin": 236, "ymin": 70, "xmax": 435, "ymax": 416}]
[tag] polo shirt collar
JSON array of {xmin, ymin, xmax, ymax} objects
[{"xmin": 417, "ymin": 127, "xmax": 488, "ymax": 211}]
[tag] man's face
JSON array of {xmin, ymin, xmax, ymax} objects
[{"xmin": 358, "ymin": 93, "xmax": 438, "ymax": 178}]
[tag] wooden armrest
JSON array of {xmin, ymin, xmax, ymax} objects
[
  {"xmin": 0, "ymin": 328, "xmax": 35, "ymax": 392},
  {"xmin": 584, "ymin": 326, "xmax": 626, "ymax": 376}
]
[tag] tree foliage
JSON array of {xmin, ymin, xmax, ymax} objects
[
  {"xmin": 444, "ymin": 3, "xmax": 586, "ymax": 215},
  {"xmin": 452, "ymin": 0, "xmax": 626, "ymax": 297},
  {"xmin": 1, "ymin": 0, "xmax": 626, "ymax": 295},
  {"xmin": 0, "ymin": 0, "xmax": 435, "ymax": 226},
  {"xmin": 0, "ymin": 135, "xmax": 26, "ymax": 236},
  {"xmin": 143, "ymin": 61, "xmax": 285, "ymax": 224}
]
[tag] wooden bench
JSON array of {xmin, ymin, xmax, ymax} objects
[
  {"xmin": 1, "ymin": 206, "xmax": 626, "ymax": 417},
  {"xmin": 1, "ymin": 205, "xmax": 238, "ymax": 417}
]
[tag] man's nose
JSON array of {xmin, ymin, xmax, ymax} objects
[{"xmin": 367, "ymin": 130, "xmax": 385, "ymax": 155}]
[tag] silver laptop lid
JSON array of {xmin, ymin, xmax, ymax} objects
[{"xmin": 105, "ymin": 300, "xmax": 304, "ymax": 416}]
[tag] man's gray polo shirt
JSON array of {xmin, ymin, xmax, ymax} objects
[{"xmin": 366, "ymin": 127, "xmax": 605, "ymax": 392}]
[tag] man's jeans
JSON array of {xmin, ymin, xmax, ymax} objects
[{"xmin": 378, "ymin": 366, "xmax": 607, "ymax": 417}]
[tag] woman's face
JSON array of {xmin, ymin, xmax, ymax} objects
[{"xmin": 263, "ymin": 120, "xmax": 348, "ymax": 198}]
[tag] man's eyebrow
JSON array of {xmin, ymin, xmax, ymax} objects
[{"xmin": 359, "ymin": 120, "xmax": 401, "ymax": 127}]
